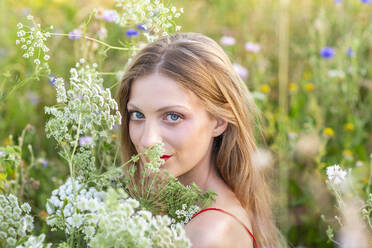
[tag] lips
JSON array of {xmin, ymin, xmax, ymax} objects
[{"xmin": 160, "ymin": 155, "xmax": 172, "ymax": 162}]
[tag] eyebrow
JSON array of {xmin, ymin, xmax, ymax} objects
[{"xmin": 127, "ymin": 103, "xmax": 190, "ymax": 112}]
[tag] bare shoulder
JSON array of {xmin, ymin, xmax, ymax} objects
[{"xmin": 185, "ymin": 209, "xmax": 254, "ymax": 248}]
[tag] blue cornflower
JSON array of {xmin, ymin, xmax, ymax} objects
[
  {"xmin": 136, "ymin": 24, "xmax": 147, "ymax": 31},
  {"xmin": 361, "ymin": 0, "xmax": 372, "ymax": 3},
  {"xmin": 126, "ymin": 29, "xmax": 139, "ymax": 37},
  {"xmin": 48, "ymin": 74, "xmax": 57, "ymax": 86},
  {"xmin": 320, "ymin": 47, "xmax": 335, "ymax": 59},
  {"xmin": 347, "ymin": 47, "xmax": 354, "ymax": 57}
]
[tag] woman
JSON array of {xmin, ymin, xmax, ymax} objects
[{"xmin": 117, "ymin": 33, "xmax": 283, "ymax": 247}]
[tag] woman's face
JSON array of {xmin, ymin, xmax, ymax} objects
[{"xmin": 127, "ymin": 73, "xmax": 223, "ymax": 179}]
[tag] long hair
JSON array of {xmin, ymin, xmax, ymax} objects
[{"xmin": 117, "ymin": 33, "xmax": 284, "ymax": 247}]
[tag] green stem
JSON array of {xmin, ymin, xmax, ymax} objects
[
  {"xmin": 68, "ymin": 113, "xmax": 82, "ymax": 248},
  {"xmin": 5, "ymin": 75, "xmax": 38, "ymax": 101},
  {"xmin": 51, "ymin": 33, "xmax": 135, "ymax": 52},
  {"xmin": 367, "ymin": 156, "xmax": 372, "ymax": 195},
  {"xmin": 84, "ymin": 154, "xmax": 140, "ymax": 186},
  {"xmin": 329, "ymin": 237, "xmax": 342, "ymax": 246},
  {"xmin": 98, "ymin": 72, "xmax": 118, "ymax": 76},
  {"xmin": 278, "ymin": 0, "xmax": 290, "ymax": 233},
  {"xmin": 145, "ymin": 173, "xmax": 160, "ymax": 200},
  {"xmin": 113, "ymin": 145, "xmax": 119, "ymax": 167},
  {"xmin": 69, "ymin": 113, "xmax": 82, "ymax": 179}
]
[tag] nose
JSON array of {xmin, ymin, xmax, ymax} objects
[{"xmin": 139, "ymin": 120, "xmax": 162, "ymax": 151}]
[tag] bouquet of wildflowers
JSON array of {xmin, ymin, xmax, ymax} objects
[{"xmin": 0, "ymin": 1, "xmax": 215, "ymax": 247}]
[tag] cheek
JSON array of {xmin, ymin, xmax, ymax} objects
[
  {"xmin": 128, "ymin": 122, "xmax": 139, "ymax": 147},
  {"xmin": 170, "ymin": 120, "xmax": 212, "ymax": 157}
]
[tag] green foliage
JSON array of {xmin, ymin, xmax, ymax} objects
[
  {"xmin": 120, "ymin": 144, "xmax": 216, "ymax": 224},
  {"xmin": 0, "ymin": 0, "xmax": 371, "ymax": 246},
  {"xmin": 0, "ymin": 145, "xmax": 22, "ymax": 179}
]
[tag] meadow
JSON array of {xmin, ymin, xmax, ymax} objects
[{"xmin": 0, "ymin": 0, "xmax": 371, "ymax": 247}]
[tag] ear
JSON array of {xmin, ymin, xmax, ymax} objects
[{"xmin": 212, "ymin": 117, "xmax": 228, "ymax": 137}]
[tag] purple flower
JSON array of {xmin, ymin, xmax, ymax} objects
[
  {"xmin": 68, "ymin": 29, "xmax": 82, "ymax": 40},
  {"xmin": 126, "ymin": 29, "xmax": 139, "ymax": 37},
  {"xmin": 361, "ymin": 0, "xmax": 372, "ymax": 3},
  {"xmin": 0, "ymin": 151, "xmax": 4, "ymax": 157},
  {"xmin": 48, "ymin": 74, "xmax": 57, "ymax": 86},
  {"xmin": 233, "ymin": 63, "xmax": 249, "ymax": 80},
  {"xmin": 26, "ymin": 91, "xmax": 40, "ymax": 105},
  {"xmin": 79, "ymin": 136, "xmax": 94, "ymax": 146},
  {"xmin": 347, "ymin": 47, "xmax": 354, "ymax": 57},
  {"xmin": 334, "ymin": 0, "xmax": 342, "ymax": 3},
  {"xmin": 245, "ymin": 42, "xmax": 261, "ymax": 53},
  {"xmin": 136, "ymin": 24, "xmax": 147, "ymax": 31},
  {"xmin": 38, "ymin": 158, "xmax": 49, "ymax": 168},
  {"xmin": 102, "ymin": 10, "xmax": 118, "ymax": 22},
  {"xmin": 220, "ymin": 36, "xmax": 235, "ymax": 46},
  {"xmin": 320, "ymin": 47, "xmax": 335, "ymax": 59}
]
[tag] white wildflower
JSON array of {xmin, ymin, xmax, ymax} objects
[
  {"xmin": 87, "ymin": 189, "xmax": 191, "ymax": 248},
  {"xmin": 355, "ymin": 161, "xmax": 364, "ymax": 167},
  {"xmin": 45, "ymin": 59, "xmax": 122, "ymax": 148},
  {"xmin": 0, "ymin": 194, "xmax": 36, "ymax": 245},
  {"xmin": 220, "ymin": 36, "xmax": 235, "ymax": 46},
  {"xmin": 16, "ymin": 19, "xmax": 51, "ymax": 67},
  {"xmin": 250, "ymin": 147, "xmax": 274, "ymax": 170},
  {"xmin": 16, "ymin": 234, "xmax": 51, "ymax": 248},
  {"xmin": 251, "ymin": 91, "xmax": 267, "ymax": 101},
  {"xmin": 326, "ymin": 164, "xmax": 347, "ymax": 185},
  {"xmin": 114, "ymin": 0, "xmax": 183, "ymax": 42},
  {"xmin": 328, "ymin": 69, "xmax": 345, "ymax": 79},
  {"xmin": 45, "ymin": 178, "xmax": 105, "ymax": 234}
]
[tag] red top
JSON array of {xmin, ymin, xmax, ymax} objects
[{"xmin": 191, "ymin": 207, "xmax": 258, "ymax": 248}]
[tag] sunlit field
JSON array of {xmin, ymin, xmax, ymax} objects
[{"xmin": 0, "ymin": 0, "xmax": 371, "ymax": 247}]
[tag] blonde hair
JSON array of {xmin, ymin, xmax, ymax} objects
[{"xmin": 117, "ymin": 33, "xmax": 283, "ymax": 247}]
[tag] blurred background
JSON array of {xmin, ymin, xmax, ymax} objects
[{"xmin": 0, "ymin": 0, "xmax": 371, "ymax": 247}]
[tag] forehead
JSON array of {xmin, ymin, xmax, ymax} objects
[{"xmin": 128, "ymin": 73, "xmax": 203, "ymax": 110}]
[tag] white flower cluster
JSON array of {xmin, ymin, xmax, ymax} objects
[
  {"xmin": 46, "ymin": 180, "xmax": 190, "ymax": 247},
  {"xmin": 16, "ymin": 15, "xmax": 51, "ymax": 66},
  {"xmin": 46, "ymin": 177, "xmax": 105, "ymax": 234},
  {"xmin": 326, "ymin": 164, "xmax": 347, "ymax": 185},
  {"xmin": 0, "ymin": 194, "xmax": 33, "ymax": 247},
  {"xmin": 16, "ymin": 234, "xmax": 51, "ymax": 248},
  {"xmin": 88, "ymin": 189, "xmax": 191, "ymax": 248},
  {"xmin": 44, "ymin": 59, "xmax": 121, "ymax": 147},
  {"xmin": 114, "ymin": 0, "xmax": 183, "ymax": 42},
  {"xmin": 327, "ymin": 69, "xmax": 345, "ymax": 79},
  {"xmin": 174, "ymin": 204, "xmax": 200, "ymax": 226}
]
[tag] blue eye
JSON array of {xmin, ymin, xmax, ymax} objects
[
  {"xmin": 129, "ymin": 111, "xmax": 144, "ymax": 120},
  {"xmin": 128, "ymin": 110, "xmax": 183, "ymax": 123},
  {"xmin": 166, "ymin": 112, "xmax": 183, "ymax": 123}
]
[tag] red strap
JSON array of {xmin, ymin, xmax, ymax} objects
[{"xmin": 192, "ymin": 208, "xmax": 258, "ymax": 248}]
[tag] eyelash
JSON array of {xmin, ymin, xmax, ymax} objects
[{"xmin": 128, "ymin": 111, "xmax": 183, "ymax": 123}]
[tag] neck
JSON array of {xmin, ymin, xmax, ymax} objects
[{"xmin": 177, "ymin": 141, "xmax": 227, "ymax": 195}]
